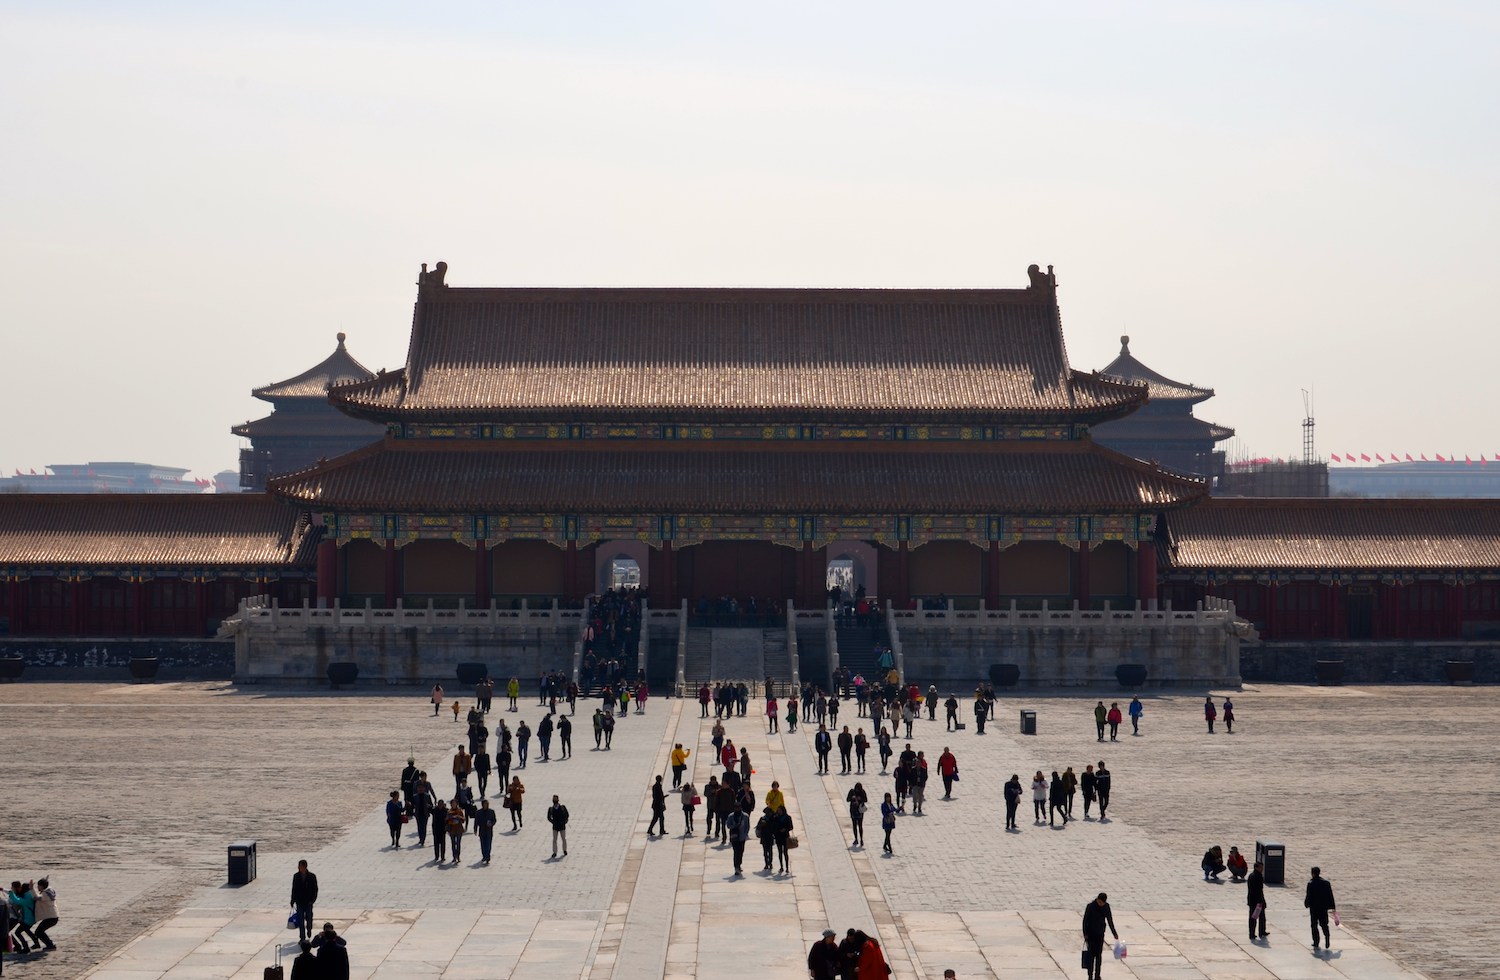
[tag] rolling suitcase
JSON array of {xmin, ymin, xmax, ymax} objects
[{"xmin": 264, "ymin": 945, "xmax": 283, "ymax": 980}]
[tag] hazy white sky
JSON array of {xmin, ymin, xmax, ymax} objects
[{"xmin": 1, "ymin": 1, "xmax": 1496, "ymax": 480}]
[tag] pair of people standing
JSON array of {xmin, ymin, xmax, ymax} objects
[
  {"xmin": 1093, "ymin": 701, "xmax": 1123, "ymax": 741},
  {"xmin": 1205, "ymin": 697, "xmax": 1235, "ymax": 733}
]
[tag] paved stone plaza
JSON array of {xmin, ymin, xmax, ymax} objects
[{"xmin": 4, "ymin": 682, "xmax": 1491, "ymax": 979}]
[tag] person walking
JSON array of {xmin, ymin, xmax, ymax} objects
[
  {"xmin": 1048, "ymin": 770, "xmax": 1067, "ymax": 826},
  {"xmin": 1081, "ymin": 893, "xmax": 1118, "ymax": 980},
  {"xmin": 548, "ymin": 795, "xmax": 570, "ymax": 857},
  {"xmin": 432, "ymin": 683, "xmax": 445, "ymax": 715},
  {"xmin": 538, "ymin": 715, "xmax": 554, "ymax": 761},
  {"xmin": 1223, "ymin": 697, "xmax": 1235, "ymax": 734},
  {"xmin": 973, "ymin": 695, "xmax": 987, "ymax": 734},
  {"xmin": 815, "ymin": 725, "xmax": 833, "ymax": 774},
  {"xmin": 290, "ymin": 860, "xmax": 318, "ymax": 941},
  {"xmin": 756, "ymin": 807, "xmax": 776, "ymax": 871},
  {"xmin": 837, "ymin": 727, "xmax": 854, "ymax": 773},
  {"xmin": 854, "ymin": 728, "xmax": 868, "ymax": 773},
  {"xmin": 385, "ymin": 791, "xmax": 404, "ymax": 847},
  {"xmin": 1247, "ymin": 860, "xmax": 1268, "ymax": 941},
  {"xmin": 877, "ymin": 728, "xmax": 892, "ymax": 772},
  {"xmin": 558, "ymin": 714, "xmax": 572, "ymax": 758},
  {"xmin": 699, "ymin": 683, "xmax": 711, "ymax": 717},
  {"xmin": 516, "ymin": 721, "xmax": 531, "ymax": 767},
  {"xmin": 30, "ymin": 879, "xmax": 57, "ymax": 952},
  {"xmin": 1081, "ymin": 764, "xmax": 1097, "ymax": 819},
  {"xmin": 909, "ymin": 757, "xmax": 927, "ymax": 815},
  {"xmin": 1031, "ymin": 771, "xmax": 1048, "ymax": 824},
  {"xmin": 937, "ymin": 747, "xmax": 958, "ymax": 799},
  {"xmin": 507, "ymin": 676, "xmax": 520, "ymax": 710},
  {"xmin": 1095, "ymin": 762, "xmax": 1111, "ymax": 819},
  {"xmin": 446, "ymin": 797, "xmax": 467, "ymax": 863},
  {"xmin": 726, "ymin": 804, "xmax": 751, "ymax": 875},
  {"xmin": 1106, "ymin": 703, "xmax": 1122, "ymax": 741},
  {"xmin": 452, "ymin": 745, "xmax": 472, "ymax": 794},
  {"xmin": 846, "ymin": 782, "xmax": 868, "ymax": 846},
  {"xmin": 767, "ymin": 694, "xmax": 780, "ymax": 732},
  {"xmin": 680, "ymin": 780, "xmax": 698, "ymax": 835},
  {"xmin": 1204, "ymin": 696, "xmax": 1217, "ymax": 734},
  {"xmin": 926, "ymin": 684, "xmax": 939, "ymax": 720},
  {"xmin": 431, "ymin": 800, "xmax": 449, "ymax": 862},
  {"xmin": 1061, "ymin": 766, "xmax": 1078, "ymax": 818},
  {"xmin": 739, "ymin": 747, "xmax": 752, "ymax": 784},
  {"xmin": 593, "ymin": 709, "xmax": 604, "ymax": 749},
  {"xmin": 505, "ymin": 776, "xmax": 525, "ymax": 830},
  {"xmin": 1003, "ymin": 774, "xmax": 1022, "ymax": 829},
  {"xmin": 671, "ymin": 743, "xmax": 691, "ymax": 788},
  {"xmin": 649, "ymin": 775, "xmax": 668, "ymax": 836},
  {"xmin": 773, "ymin": 806, "xmax": 795, "ymax": 874},
  {"xmin": 7, "ymin": 882, "xmax": 37, "ymax": 955},
  {"xmin": 1094, "ymin": 701, "xmax": 1108, "ymax": 741},
  {"xmin": 1304, "ymin": 867, "xmax": 1337, "ymax": 951},
  {"xmin": 475, "ymin": 799, "xmax": 497, "ymax": 863},
  {"xmin": 1128, "ymin": 696, "xmax": 1143, "ymax": 735},
  {"xmin": 715, "ymin": 778, "xmax": 736, "ymax": 843},
  {"xmin": 474, "ymin": 748, "xmax": 492, "ymax": 799},
  {"xmin": 879, "ymin": 793, "xmax": 897, "ymax": 853},
  {"xmin": 603, "ymin": 710, "xmax": 615, "ymax": 748}
]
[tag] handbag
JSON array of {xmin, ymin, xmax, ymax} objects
[
  {"xmin": 786, "ymin": 835, "xmax": 799, "ymax": 849},
  {"xmin": 951, "ymin": 771, "xmax": 960, "ymax": 782},
  {"xmin": 691, "ymin": 796, "xmax": 702, "ymax": 806},
  {"xmin": 1113, "ymin": 942, "xmax": 1127, "ymax": 960},
  {"xmin": 1081, "ymin": 949, "xmax": 1092, "ymax": 969},
  {"xmin": 858, "ymin": 802, "xmax": 868, "ymax": 814},
  {"xmin": 286, "ymin": 910, "xmax": 300, "ymax": 930}
]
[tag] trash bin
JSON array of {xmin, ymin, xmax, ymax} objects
[
  {"xmin": 228, "ymin": 840, "xmax": 257, "ymax": 885},
  {"xmin": 1255, "ymin": 839, "xmax": 1284, "ymax": 886},
  {"xmin": 1019, "ymin": 710, "xmax": 1036, "ymax": 735}
]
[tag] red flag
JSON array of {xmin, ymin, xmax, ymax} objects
[
  {"xmin": 29, "ymin": 468, "xmax": 36, "ymax": 475},
  {"xmin": 1437, "ymin": 454, "xmax": 1445, "ymax": 462},
  {"xmin": 1330, "ymin": 453, "xmax": 1342, "ymax": 462},
  {"xmin": 1360, "ymin": 454, "xmax": 1371, "ymax": 462},
  {"xmin": 87, "ymin": 469, "xmax": 95, "ymax": 476},
  {"xmin": 1405, "ymin": 454, "xmax": 1413, "ymax": 462},
  {"xmin": 1421, "ymin": 454, "xmax": 1428, "ymax": 461},
  {"xmin": 1375, "ymin": 454, "xmax": 1385, "ymax": 462},
  {"xmin": 1466, "ymin": 456, "xmax": 1473, "ymax": 465}
]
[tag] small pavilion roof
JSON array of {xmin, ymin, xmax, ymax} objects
[
  {"xmin": 1098, "ymin": 336, "xmax": 1214, "ymax": 405},
  {"xmin": 253, "ymin": 333, "xmax": 375, "ymax": 402},
  {"xmin": 0, "ymin": 494, "xmax": 320, "ymax": 569},
  {"xmin": 1166, "ymin": 498, "xmax": 1500, "ymax": 572}
]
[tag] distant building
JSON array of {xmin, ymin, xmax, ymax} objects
[
  {"xmin": 233, "ymin": 333, "xmax": 385, "ymax": 491},
  {"xmin": 1092, "ymin": 336, "xmax": 1233, "ymax": 482},
  {"xmin": 1218, "ymin": 459, "xmax": 1329, "ymax": 497},
  {"xmin": 1331, "ymin": 461, "xmax": 1500, "ymax": 498},
  {"xmin": 212, "ymin": 470, "xmax": 240, "ymax": 493},
  {"xmin": 0, "ymin": 462, "xmax": 206, "ymax": 494}
]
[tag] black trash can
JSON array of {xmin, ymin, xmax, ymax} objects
[
  {"xmin": 1019, "ymin": 710, "xmax": 1036, "ymax": 735},
  {"xmin": 1255, "ymin": 839, "xmax": 1285, "ymax": 886},
  {"xmin": 228, "ymin": 840, "xmax": 257, "ymax": 885}
]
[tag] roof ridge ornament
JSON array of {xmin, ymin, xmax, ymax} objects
[
  {"xmin": 418, "ymin": 261, "xmax": 449, "ymax": 293},
  {"xmin": 1120, "ymin": 334, "xmax": 1130, "ymax": 354},
  {"xmin": 1026, "ymin": 264, "xmax": 1056, "ymax": 293}
]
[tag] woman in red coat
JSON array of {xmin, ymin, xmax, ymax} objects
[{"xmin": 856, "ymin": 934, "xmax": 889, "ymax": 980}]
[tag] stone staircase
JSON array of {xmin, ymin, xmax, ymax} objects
[
  {"xmin": 683, "ymin": 628, "xmax": 713, "ymax": 687},
  {"xmin": 762, "ymin": 628, "xmax": 792, "ymax": 690},
  {"xmin": 710, "ymin": 629, "xmax": 765, "ymax": 683},
  {"xmin": 836, "ymin": 622, "xmax": 891, "ymax": 683}
]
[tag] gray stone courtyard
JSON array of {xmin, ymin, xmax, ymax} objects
[{"xmin": 1, "ymin": 681, "xmax": 1489, "ymax": 979}]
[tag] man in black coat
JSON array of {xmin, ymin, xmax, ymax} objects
[
  {"xmin": 1081, "ymin": 892, "xmax": 1117, "ymax": 980},
  {"xmin": 814, "ymin": 726, "xmax": 833, "ymax": 774},
  {"xmin": 837, "ymin": 727, "xmax": 854, "ymax": 774},
  {"xmin": 648, "ymin": 776, "xmax": 667, "ymax": 836},
  {"xmin": 310, "ymin": 924, "xmax": 349, "ymax": 980},
  {"xmin": 289, "ymin": 860, "xmax": 318, "ymax": 941},
  {"xmin": 1247, "ymin": 861, "xmax": 1268, "ymax": 941},
  {"xmin": 1304, "ymin": 866, "xmax": 1337, "ymax": 950}
]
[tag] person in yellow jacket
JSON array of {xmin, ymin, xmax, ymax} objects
[
  {"xmin": 507, "ymin": 677, "xmax": 521, "ymax": 711},
  {"xmin": 670, "ymin": 744, "xmax": 691, "ymax": 789},
  {"xmin": 765, "ymin": 781, "xmax": 785, "ymax": 813}
]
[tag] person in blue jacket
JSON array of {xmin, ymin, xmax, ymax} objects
[{"xmin": 1128, "ymin": 697, "xmax": 1144, "ymax": 735}]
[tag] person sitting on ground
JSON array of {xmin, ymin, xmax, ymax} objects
[
  {"xmin": 1202, "ymin": 846, "xmax": 1227, "ymax": 880},
  {"xmin": 1227, "ymin": 846, "xmax": 1248, "ymax": 881}
]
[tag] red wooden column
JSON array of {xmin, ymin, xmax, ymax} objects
[
  {"xmin": 1326, "ymin": 583, "xmax": 1341, "ymax": 639},
  {"xmin": 985, "ymin": 541, "xmax": 1001, "ymax": 609},
  {"xmin": 564, "ymin": 540, "xmax": 579, "ymax": 605},
  {"xmin": 316, "ymin": 539, "xmax": 338, "ymax": 608},
  {"xmin": 133, "ymin": 580, "xmax": 147, "ymax": 636},
  {"xmin": 1392, "ymin": 582, "xmax": 1404, "ymax": 639},
  {"xmin": 1136, "ymin": 541, "xmax": 1157, "ymax": 606},
  {"xmin": 475, "ymin": 539, "xmax": 489, "ymax": 608},
  {"xmin": 383, "ymin": 540, "xmax": 400, "ymax": 609},
  {"xmin": 69, "ymin": 579, "xmax": 84, "ymax": 636},
  {"xmin": 194, "ymin": 579, "xmax": 207, "ymax": 636},
  {"xmin": 896, "ymin": 541, "xmax": 911, "ymax": 608},
  {"xmin": 6, "ymin": 580, "xmax": 22, "ymax": 636},
  {"xmin": 1265, "ymin": 582, "xmax": 1278, "ymax": 639},
  {"xmin": 1074, "ymin": 543, "xmax": 1091, "ymax": 610},
  {"xmin": 1453, "ymin": 583, "xmax": 1466, "ymax": 638}
]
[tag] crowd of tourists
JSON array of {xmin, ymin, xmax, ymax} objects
[
  {"xmin": 581, "ymin": 588, "xmax": 642, "ymax": 689},
  {"xmin": 4, "ymin": 878, "xmax": 60, "ymax": 958}
]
